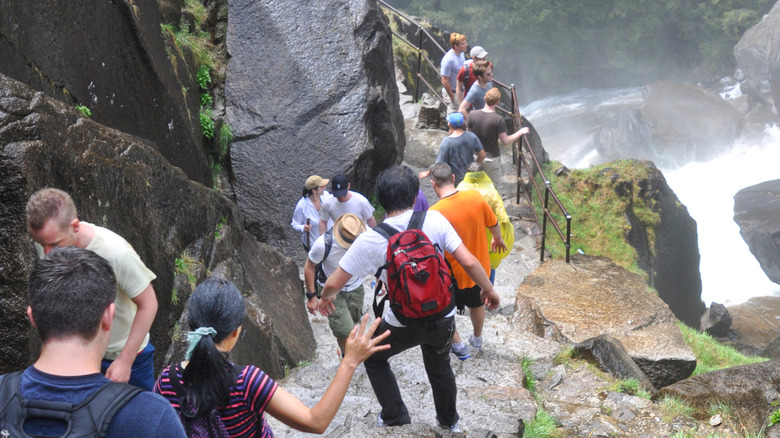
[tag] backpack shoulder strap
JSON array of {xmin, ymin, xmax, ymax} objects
[
  {"xmin": 0, "ymin": 371, "xmax": 23, "ymax": 416},
  {"xmin": 408, "ymin": 210, "xmax": 427, "ymax": 231},
  {"xmin": 87, "ymin": 382, "xmax": 143, "ymax": 438},
  {"xmin": 374, "ymin": 223, "xmax": 398, "ymax": 240},
  {"xmin": 321, "ymin": 229, "xmax": 334, "ymax": 263}
]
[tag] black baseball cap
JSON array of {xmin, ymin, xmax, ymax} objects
[{"xmin": 332, "ymin": 174, "xmax": 349, "ymax": 197}]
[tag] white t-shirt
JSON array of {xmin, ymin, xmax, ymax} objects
[
  {"xmin": 319, "ymin": 191, "xmax": 375, "ymax": 225},
  {"xmin": 307, "ymin": 233, "xmax": 362, "ymax": 291},
  {"xmin": 339, "ymin": 209, "xmax": 462, "ymax": 326}
]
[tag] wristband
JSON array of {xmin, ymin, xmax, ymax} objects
[{"xmin": 305, "ymin": 291, "xmax": 316, "ymax": 300}]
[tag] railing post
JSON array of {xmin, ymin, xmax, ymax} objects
[
  {"xmin": 540, "ymin": 182, "xmax": 550, "ymax": 262},
  {"xmin": 565, "ymin": 214, "xmax": 572, "ymax": 263},
  {"xmin": 515, "ymin": 144, "xmax": 522, "ymax": 204},
  {"xmin": 415, "ymin": 30, "xmax": 423, "ymax": 102}
]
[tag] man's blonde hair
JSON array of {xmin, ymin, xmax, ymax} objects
[
  {"xmin": 449, "ymin": 33, "xmax": 466, "ymax": 48},
  {"xmin": 484, "ymin": 88, "xmax": 501, "ymax": 106},
  {"xmin": 26, "ymin": 188, "xmax": 77, "ymax": 231}
]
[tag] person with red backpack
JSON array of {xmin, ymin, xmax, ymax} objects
[
  {"xmin": 317, "ymin": 165, "xmax": 499, "ymax": 432},
  {"xmin": 455, "ymin": 46, "xmax": 491, "ymax": 103}
]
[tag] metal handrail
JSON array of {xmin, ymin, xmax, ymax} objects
[{"xmin": 378, "ymin": 0, "xmax": 572, "ymax": 263}]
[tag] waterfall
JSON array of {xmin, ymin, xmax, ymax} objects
[{"xmin": 523, "ymin": 87, "xmax": 780, "ymax": 305}]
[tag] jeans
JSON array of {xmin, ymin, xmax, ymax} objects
[
  {"xmin": 364, "ymin": 316, "xmax": 458, "ymax": 427},
  {"xmin": 101, "ymin": 342, "xmax": 155, "ymax": 390}
]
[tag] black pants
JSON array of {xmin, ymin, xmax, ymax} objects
[{"xmin": 364, "ymin": 316, "xmax": 458, "ymax": 427}]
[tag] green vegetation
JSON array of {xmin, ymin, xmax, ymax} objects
[
  {"xmin": 174, "ymin": 253, "xmax": 198, "ymax": 289},
  {"xmin": 214, "ymin": 217, "xmax": 227, "ymax": 240},
  {"xmin": 607, "ymin": 377, "xmax": 652, "ymax": 399},
  {"xmin": 533, "ymin": 160, "xmax": 656, "ymax": 276},
  {"xmin": 769, "ymin": 408, "xmax": 780, "ymax": 426},
  {"xmin": 370, "ymin": 194, "xmax": 386, "ymax": 225},
  {"xmin": 201, "ymin": 92, "xmax": 213, "ymax": 108},
  {"xmin": 217, "ymin": 123, "xmax": 233, "ymax": 162},
  {"xmin": 523, "ymin": 408, "xmax": 564, "ymax": 438},
  {"xmin": 76, "ymin": 105, "xmax": 91, "ymax": 117},
  {"xmin": 170, "ymin": 288, "xmax": 180, "ymax": 306},
  {"xmin": 659, "ymin": 394, "xmax": 696, "ymax": 422},
  {"xmin": 677, "ymin": 321, "xmax": 767, "ymax": 375},
  {"xmin": 707, "ymin": 399, "xmax": 734, "ymax": 419},
  {"xmin": 197, "ymin": 65, "xmax": 211, "ymax": 91},
  {"xmin": 387, "ymin": 0, "xmax": 774, "ymax": 98},
  {"xmin": 200, "ymin": 109, "xmax": 215, "ymax": 139},
  {"xmin": 521, "ymin": 356, "xmax": 536, "ymax": 394}
]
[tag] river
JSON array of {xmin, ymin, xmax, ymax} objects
[{"xmin": 521, "ymin": 86, "xmax": 780, "ymax": 306}]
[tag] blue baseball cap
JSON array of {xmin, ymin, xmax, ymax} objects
[{"xmin": 446, "ymin": 112, "xmax": 464, "ymax": 128}]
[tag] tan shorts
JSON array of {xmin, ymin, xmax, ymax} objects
[{"xmin": 327, "ymin": 286, "xmax": 365, "ymax": 338}]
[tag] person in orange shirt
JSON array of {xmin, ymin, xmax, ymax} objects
[{"xmin": 429, "ymin": 163, "xmax": 506, "ymax": 359}]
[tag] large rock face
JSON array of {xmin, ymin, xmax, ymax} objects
[
  {"xmin": 226, "ymin": 0, "xmax": 404, "ymax": 251},
  {"xmin": 0, "ymin": 73, "xmax": 315, "ymax": 377},
  {"xmin": 515, "ymin": 256, "xmax": 697, "ymax": 389},
  {"xmin": 734, "ymin": 179, "xmax": 780, "ymax": 285},
  {"xmin": 0, "ymin": 0, "xmax": 211, "ymax": 185},
  {"xmin": 595, "ymin": 82, "xmax": 742, "ymax": 168},
  {"xmin": 725, "ymin": 297, "xmax": 780, "ymax": 358},
  {"xmin": 735, "ymin": 1, "xmax": 780, "ymax": 115}
]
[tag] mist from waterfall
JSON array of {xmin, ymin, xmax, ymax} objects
[{"xmin": 522, "ymin": 87, "xmax": 780, "ymax": 306}]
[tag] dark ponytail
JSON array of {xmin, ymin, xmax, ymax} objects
[
  {"xmin": 302, "ymin": 185, "xmax": 314, "ymax": 198},
  {"xmin": 182, "ymin": 278, "xmax": 246, "ymax": 415}
]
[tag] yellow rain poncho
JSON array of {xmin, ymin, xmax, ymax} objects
[{"xmin": 457, "ymin": 171, "xmax": 514, "ymax": 269}]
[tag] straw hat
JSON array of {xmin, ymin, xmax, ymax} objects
[
  {"xmin": 305, "ymin": 175, "xmax": 329, "ymax": 190},
  {"xmin": 333, "ymin": 213, "xmax": 365, "ymax": 248}
]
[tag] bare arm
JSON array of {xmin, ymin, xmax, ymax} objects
[
  {"xmin": 318, "ymin": 219, "xmax": 327, "ymax": 236},
  {"xmin": 366, "ymin": 216, "xmax": 377, "ymax": 229},
  {"xmin": 418, "ymin": 168, "xmax": 432, "ymax": 180},
  {"xmin": 488, "ymin": 222, "xmax": 507, "ymax": 254},
  {"xmin": 450, "ymin": 244, "xmax": 500, "ymax": 310},
  {"xmin": 105, "ymin": 284, "xmax": 157, "ymax": 383},
  {"xmin": 498, "ymin": 127, "xmax": 530, "ymax": 145},
  {"xmin": 303, "ymin": 258, "xmax": 319, "ymax": 315},
  {"xmin": 456, "ymin": 80, "xmax": 464, "ymax": 103},
  {"xmin": 476, "ymin": 149, "xmax": 486, "ymax": 163},
  {"xmin": 318, "ymin": 267, "xmax": 352, "ymax": 316},
  {"xmin": 441, "ymin": 76, "xmax": 455, "ymax": 101},
  {"xmin": 265, "ymin": 316, "xmax": 391, "ymax": 434},
  {"xmin": 458, "ymin": 97, "xmax": 470, "ymax": 120}
]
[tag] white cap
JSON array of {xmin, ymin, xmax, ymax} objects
[{"xmin": 470, "ymin": 46, "xmax": 488, "ymax": 59}]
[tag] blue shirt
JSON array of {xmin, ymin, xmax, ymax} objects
[
  {"xmin": 1, "ymin": 367, "xmax": 186, "ymax": 437},
  {"xmin": 435, "ymin": 132, "xmax": 484, "ymax": 185},
  {"xmin": 464, "ymin": 81, "xmax": 493, "ymax": 110}
]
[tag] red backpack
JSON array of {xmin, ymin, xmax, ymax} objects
[{"xmin": 373, "ymin": 211, "xmax": 456, "ymax": 324}]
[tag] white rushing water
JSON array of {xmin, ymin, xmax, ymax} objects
[{"xmin": 523, "ymin": 87, "xmax": 780, "ymax": 306}]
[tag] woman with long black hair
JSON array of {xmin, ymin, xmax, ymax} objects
[{"xmin": 154, "ymin": 278, "xmax": 388, "ymax": 436}]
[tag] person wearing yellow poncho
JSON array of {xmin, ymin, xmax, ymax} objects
[{"xmin": 457, "ymin": 163, "xmax": 514, "ymax": 281}]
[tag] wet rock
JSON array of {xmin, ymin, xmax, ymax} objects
[
  {"xmin": 700, "ymin": 302, "xmax": 733, "ymax": 337},
  {"xmin": 226, "ymin": 0, "xmax": 404, "ymax": 252},
  {"xmin": 655, "ymin": 360, "xmax": 780, "ymax": 433},
  {"xmin": 574, "ymin": 335, "xmax": 657, "ymax": 394},
  {"xmin": 0, "ymin": 73, "xmax": 314, "ymax": 376},
  {"xmin": 0, "ymin": 0, "xmax": 211, "ymax": 184},
  {"xmin": 735, "ymin": 2, "xmax": 780, "ymax": 114},
  {"xmin": 734, "ymin": 179, "xmax": 780, "ymax": 285},
  {"xmin": 515, "ymin": 255, "xmax": 696, "ymax": 388},
  {"xmin": 725, "ymin": 296, "xmax": 780, "ymax": 357},
  {"xmin": 416, "ymin": 92, "xmax": 445, "ymax": 130}
]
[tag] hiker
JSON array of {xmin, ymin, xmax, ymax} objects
[
  {"xmin": 457, "ymin": 161, "xmax": 515, "ymax": 284},
  {"xmin": 318, "ymin": 174, "xmax": 376, "ymax": 235},
  {"xmin": 317, "ymin": 165, "xmax": 499, "ymax": 431},
  {"xmin": 441, "ymin": 32, "xmax": 468, "ymax": 113},
  {"xmin": 0, "ymin": 247, "xmax": 185, "ymax": 436},
  {"xmin": 429, "ymin": 162, "xmax": 506, "ymax": 358},
  {"xmin": 458, "ymin": 61, "xmax": 493, "ymax": 118},
  {"xmin": 465, "ymin": 87, "xmax": 530, "ymax": 192},
  {"xmin": 26, "ymin": 188, "xmax": 158, "ymax": 390},
  {"xmin": 419, "ymin": 112, "xmax": 485, "ymax": 186},
  {"xmin": 291, "ymin": 174, "xmax": 332, "ymax": 251},
  {"xmin": 154, "ymin": 278, "xmax": 389, "ymax": 436},
  {"xmin": 304, "ymin": 213, "xmax": 367, "ymax": 357},
  {"xmin": 456, "ymin": 46, "xmax": 491, "ymax": 103}
]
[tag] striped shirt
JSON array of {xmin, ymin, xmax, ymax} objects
[{"xmin": 154, "ymin": 364, "xmax": 278, "ymax": 438}]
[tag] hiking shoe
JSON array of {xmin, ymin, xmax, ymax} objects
[
  {"xmin": 377, "ymin": 413, "xmax": 386, "ymax": 427},
  {"xmin": 450, "ymin": 343, "xmax": 470, "ymax": 361},
  {"xmin": 437, "ymin": 420, "xmax": 462, "ymax": 433},
  {"xmin": 469, "ymin": 334, "xmax": 483, "ymax": 351}
]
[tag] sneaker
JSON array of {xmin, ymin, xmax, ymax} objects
[
  {"xmin": 450, "ymin": 342, "xmax": 470, "ymax": 361},
  {"xmin": 377, "ymin": 412, "xmax": 386, "ymax": 427},
  {"xmin": 469, "ymin": 334, "xmax": 483, "ymax": 351},
  {"xmin": 437, "ymin": 420, "xmax": 462, "ymax": 433}
]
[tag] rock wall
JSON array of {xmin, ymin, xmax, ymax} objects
[
  {"xmin": 0, "ymin": 0, "xmax": 211, "ymax": 185},
  {"xmin": 0, "ymin": 73, "xmax": 315, "ymax": 376},
  {"xmin": 226, "ymin": 0, "xmax": 405, "ymax": 251},
  {"xmin": 734, "ymin": 179, "xmax": 780, "ymax": 285},
  {"xmin": 735, "ymin": 1, "xmax": 780, "ymax": 117}
]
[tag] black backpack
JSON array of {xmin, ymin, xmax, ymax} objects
[
  {"xmin": 373, "ymin": 210, "xmax": 456, "ymax": 325},
  {"xmin": 314, "ymin": 229, "xmax": 334, "ymax": 297},
  {"xmin": 0, "ymin": 371, "xmax": 143, "ymax": 438}
]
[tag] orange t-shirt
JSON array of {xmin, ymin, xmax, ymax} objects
[{"xmin": 430, "ymin": 189, "xmax": 497, "ymax": 289}]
